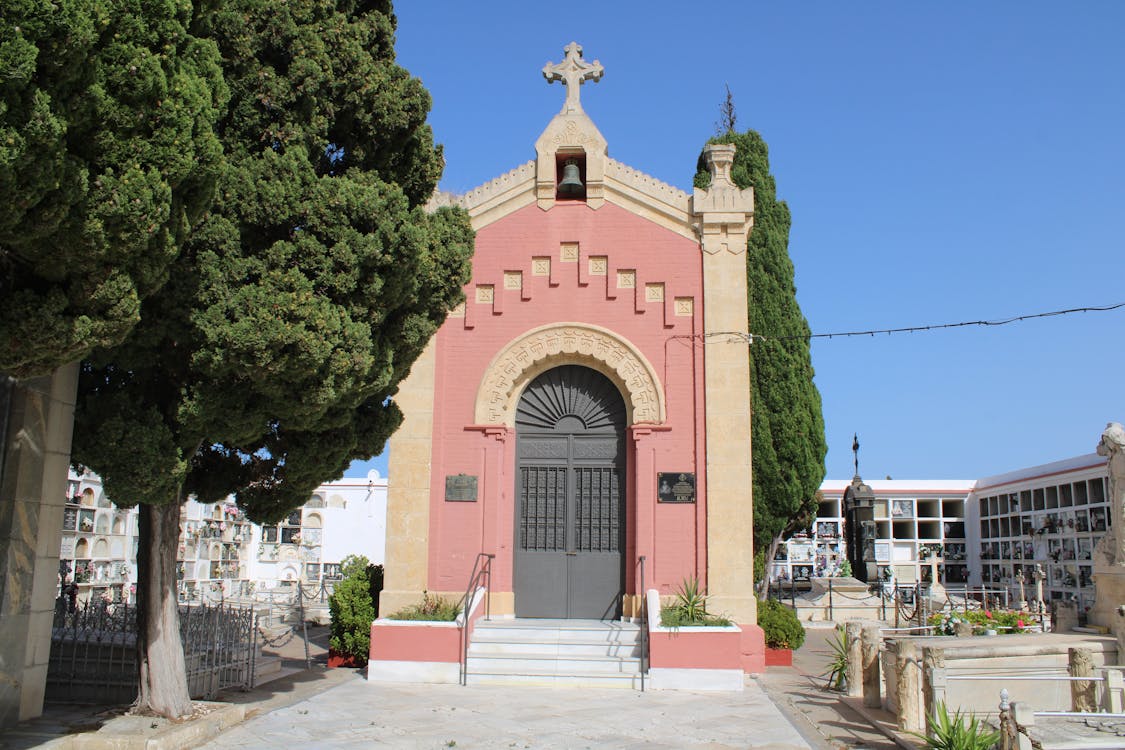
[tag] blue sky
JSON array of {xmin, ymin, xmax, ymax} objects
[{"xmin": 347, "ymin": 1, "xmax": 1125, "ymax": 481}]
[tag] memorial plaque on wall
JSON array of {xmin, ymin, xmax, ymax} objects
[
  {"xmin": 445, "ymin": 474, "xmax": 478, "ymax": 502},
  {"xmin": 657, "ymin": 472, "xmax": 696, "ymax": 503}
]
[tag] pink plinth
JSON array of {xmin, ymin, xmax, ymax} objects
[
  {"xmin": 369, "ymin": 621, "xmax": 461, "ymax": 663},
  {"xmin": 368, "ymin": 590, "xmax": 487, "ymax": 665},
  {"xmin": 649, "ymin": 627, "xmax": 742, "ymax": 670},
  {"xmin": 740, "ymin": 623, "xmax": 767, "ymax": 673}
]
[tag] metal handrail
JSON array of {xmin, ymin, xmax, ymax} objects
[
  {"xmin": 458, "ymin": 552, "xmax": 494, "ymax": 686},
  {"xmin": 639, "ymin": 555, "xmax": 648, "ymax": 692}
]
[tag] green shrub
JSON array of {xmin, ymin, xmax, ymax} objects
[
  {"xmin": 386, "ymin": 591, "xmax": 462, "ymax": 622},
  {"xmin": 911, "ymin": 702, "xmax": 1000, "ymax": 750},
  {"xmin": 757, "ymin": 598, "xmax": 805, "ymax": 649},
  {"xmin": 328, "ymin": 555, "xmax": 381, "ymax": 666},
  {"xmin": 659, "ymin": 577, "xmax": 732, "ymax": 627}
]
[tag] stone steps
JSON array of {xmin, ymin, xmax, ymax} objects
[{"xmin": 465, "ymin": 618, "xmax": 643, "ymax": 688}]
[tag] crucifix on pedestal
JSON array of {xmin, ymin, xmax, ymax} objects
[
  {"xmin": 543, "ymin": 42, "xmax": 604, "ymax": 114},
  {"xmin": 1015, "ymin": 568, "xmax": 1028, "ymax": 611}
]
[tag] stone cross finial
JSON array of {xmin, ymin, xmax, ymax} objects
[{"xmin": 543, "ymin": 42, "xmax": 603, "ymax": 114}]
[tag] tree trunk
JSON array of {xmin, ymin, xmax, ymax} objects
[
  {"xmin": 755, "ymin": 535, "xmax": 784, "ymax": 598},
  {"xmin": 136, "ymin": 502, "xmax": 192, "ymax": 718}
]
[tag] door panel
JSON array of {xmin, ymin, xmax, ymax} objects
[{"xmin": 514, "ymin": 366, "xmax": 626, "ymax": 619}]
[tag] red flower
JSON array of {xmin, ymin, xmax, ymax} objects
[
  {"xmin": 985, "ymin": 610, "xmax": 992, "ymax": 618},
  {"xmin": 1017, "ymin": 619, "xmax": 1025, "ymax": 628}
]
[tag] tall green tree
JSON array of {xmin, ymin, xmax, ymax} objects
[
  {"xmin": 0, "ymin": 0, "xmax": 226, "ymax": 377},
  {"xmin": 696, "ymin": 127, "xmax": 827, "ymax": 588},
  {"xmin": 72, "ymin": 0, "xmax": 473, "ymax": 718}
]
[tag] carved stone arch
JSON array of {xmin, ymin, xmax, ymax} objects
[{"xmin": 474, "ymin": 323, "xmax": 665, "ymax": 428}]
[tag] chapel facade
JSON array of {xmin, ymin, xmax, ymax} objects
[{"xmin": 379, "ymin": 43, "xmax": 765, "ymax": 669}]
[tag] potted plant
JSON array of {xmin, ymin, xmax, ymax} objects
[
  {"xmin": 327, "ymin": 555, "xmax": 380, "ymax": 667},
  {"xmin": 758, "ymin": 598, "xmax": 805, "ymax": 666}
]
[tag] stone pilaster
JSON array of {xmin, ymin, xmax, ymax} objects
[
  {"xmin": 692, "ymin": 143, "xmax": 755, "ymax": 625},
  {"xmin": 380, "ymin": 341, "xmax": 437, "ymax": 616},
  {"xmin": 0, "ymin": 362, "xmax": 78, "ymax": 727}
]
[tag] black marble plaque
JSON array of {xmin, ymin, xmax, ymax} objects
[
  {"xmin": 445, "ymin": 474, "xmax": 478, "ymax": 502},
  {"xmin": 657, "ymin": 472, "xmax": 696, "ymax": 503}
]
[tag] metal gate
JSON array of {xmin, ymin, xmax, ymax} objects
[
  {"xmin": 514, "ymin": 366, "xmax": 626, "ymax": 619},
  {"xmin": 47, "ymin": 598, "xmax": 257, "ymax": 704}
]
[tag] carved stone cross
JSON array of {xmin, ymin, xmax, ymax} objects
[{"xmin": 543, "ymin": 42, "xmax": 603, "ymax": 114}]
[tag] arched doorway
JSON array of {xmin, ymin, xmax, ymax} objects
[{"xmin": 514, "ymin": 365, "xmax": 626, "ymax": 619}]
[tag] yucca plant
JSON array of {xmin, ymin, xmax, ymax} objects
[
  {"xmin": 823, "ymin": 627, "xmax": 849, "ymax": 691},
  {"xmin": 911, "ymin": 702, "xmax": 1000, "ymax": 750},
  {"xmin": 660, "ymin": 577, "xmax": 731, "ymax": 627}
]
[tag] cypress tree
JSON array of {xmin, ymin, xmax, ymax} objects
[
  {"xmin": 0, "ymin": 0, "xmax": 226, "ymax": 376},
  {"xmin": 697, "ymin": 128, "xmax": 827, "ymax": 576},
  {"xmin": 71, "ymin": 0, "xmax": 473, "ymax": 717}
]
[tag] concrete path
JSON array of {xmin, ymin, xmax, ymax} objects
[
  {"xmin": 197, "ymin": 675, "xmax": 811, "ymax": 750},
  {"xmin": 4, "ymin": 623, "xmax": 908, "ymax": 750},
  {"xmin": 757, "ymin": 625, "xmax": 901, "ymax": 750}
]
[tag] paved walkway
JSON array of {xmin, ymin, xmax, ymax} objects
[
  {"xmin": 757, "ymin": 626, "xmax": 900, "ymax": 750},
  {"xmin": 4, "ymin": 623, "xmax": 911, "ymax": 750},
  {"xmin": 197, "ymin": 675, "xmax": 811, "ymax": 750}
]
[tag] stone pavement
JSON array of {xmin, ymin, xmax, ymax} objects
[
  {"xmin": 757, "ymin": 625, "xmax": 900, "ymax": 750},
  {"xmin": 1, "ymin": 623, "xmax": 912, "ymax": 750},
  {"xmin": 196, "ymin": 675, "xmax": 811, "ymax": 750}
]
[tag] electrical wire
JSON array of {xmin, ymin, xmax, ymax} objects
[{"xmin": 672, "ymin": 302, "xmax": 1125, "ymax": 344}]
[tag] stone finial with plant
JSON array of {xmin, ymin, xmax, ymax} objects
[{"xmin": 328, "ymin": 555, "xmax": 382, "ymax": 666}]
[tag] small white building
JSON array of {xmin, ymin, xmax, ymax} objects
[{"xmin": 247, "ymin": 471, "xmax": 387, "ymax": 590}]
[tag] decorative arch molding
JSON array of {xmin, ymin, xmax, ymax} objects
[{"xmin": 474, "ymin": 323, "xmax": 666, "ymax": 427}]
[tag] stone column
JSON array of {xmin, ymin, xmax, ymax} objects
[
  {"xmin": 0, "ymin": 363, "xmax": 79, "ymax": 727},
  {"xmin": 1069, "ymin": 647, "xmax": 1096, "ymax": 712},
  {"xmin": 380, "ymin": 341, "xmax": 437, "ymax": 616},
  {"xmin": 861, "ymin": 623, "xmax": 882, "ymax": 708},
  {"xmin": 845, "ymin": 621, "xmax": 863, "ymax": 697},
  {"xmin": 895, "ymin": 640, "xmax": 923, "ymax": 732},
  {"xmin": 692, "ymin": 144, "xmax": 756, "ymax": 636},
  {"xmin": 922, "ymin": 646, "xmax": 946, "ymax": 722}
]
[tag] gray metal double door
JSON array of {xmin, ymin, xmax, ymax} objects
[{"xmin": 514, "ymin": 366, "xmax": 626, "ymax": 619}]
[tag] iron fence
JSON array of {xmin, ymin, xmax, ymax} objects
[{"xmin": 47, "ymin": 597, "xmax": 257, "ymax": 704}]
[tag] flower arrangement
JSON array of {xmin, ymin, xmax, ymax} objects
[{"xmin": 929, "ymin": 609, "xmax": 1029, "ymax": 635}]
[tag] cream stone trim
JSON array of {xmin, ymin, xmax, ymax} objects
[
  {"xmin": 473, "ymin": 323, "xmax": 666, "ymax": 427},
  {"xmin": 439, "ymin": 154, "xmax": 699, "ymax": 241}
]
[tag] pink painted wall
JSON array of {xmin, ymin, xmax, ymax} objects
[
  {"xmin": 426, "ymin": 200, "xmax": 708, "ymax": 599},
  {"xmin": 649, "ymin": 628, "xmax": 743, "ymax": 670},
  {"xmin": 741, "ymin": 624, "xmax": 767, "ymax": 673},
  {"xmin": 370, "ymin": 622, "xmax": 461, "ymax": 664},
  {"xmin": 369, "ymin": 590, "xmax": 489, "ymax": 665}
]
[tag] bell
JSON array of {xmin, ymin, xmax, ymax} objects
[{"xmin": 557, "ymin": 159, "xmax": 584, "ymax": 197}]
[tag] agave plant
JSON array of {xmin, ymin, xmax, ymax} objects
[
  {"xmin": 823, "ymin": 627, "xmax": 848, "ymax": 691},
  {"xmin": 911, "ymin": 702, "xmax": 1001, "ymax": 750}
]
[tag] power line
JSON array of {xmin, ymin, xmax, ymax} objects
[
  {"xmin": 800, "ymin": 301, "xmax": 1125, "ymax": 342},
  {"xmin": 674, "ymin": 302, "xmax": 1125, "ymax": 344}
]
